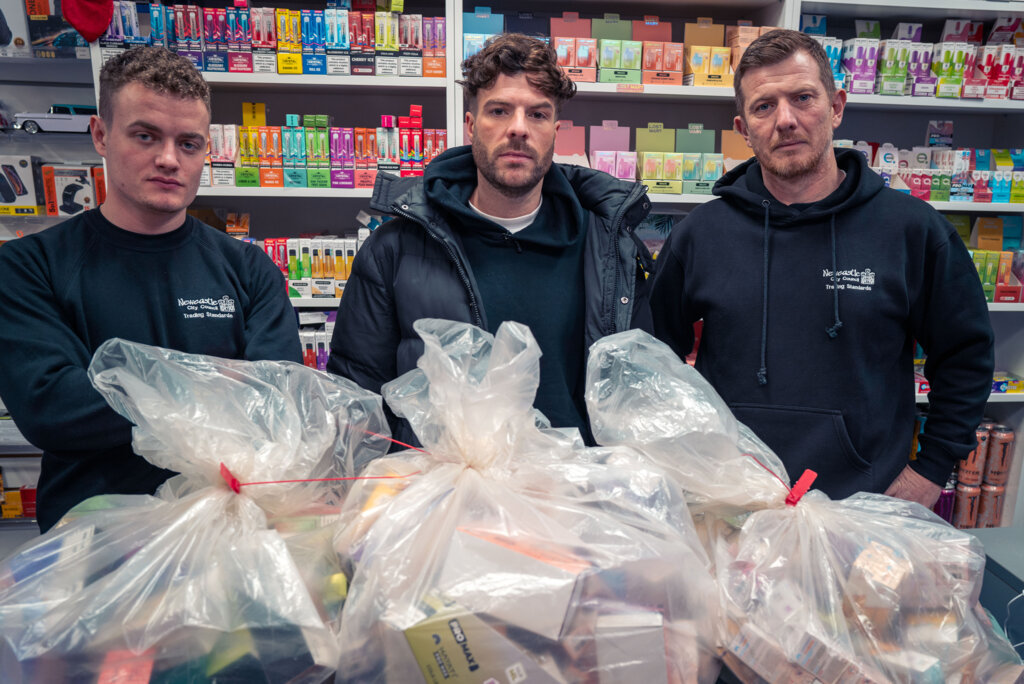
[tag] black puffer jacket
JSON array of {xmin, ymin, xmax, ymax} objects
[{"xmin": 327, "ymin": 146, "xmax": 655, "ymax": 446}]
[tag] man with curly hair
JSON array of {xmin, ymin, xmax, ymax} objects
[
  {"xmin": 328, "ymin": 33, "xmax": 654, "ymax": 446},
  {"xmin": 0, "ymin": 47, "xmax": 300, "ymax": 531}
]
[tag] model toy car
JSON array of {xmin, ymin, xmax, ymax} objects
[{"xmin": 13, "ymin": 104, "xmax": 96, "ymax": 134}]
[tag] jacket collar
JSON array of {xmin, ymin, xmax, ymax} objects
[{"xmin": 370, "ymin": 146, "xmax": 651, "ymax": 235}]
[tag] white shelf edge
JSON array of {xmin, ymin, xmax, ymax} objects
[
  {"xmin": 202, "ymin": 72, "xmax": 447, "ymax": 89},
  {"xmin": 646, "ymin": 195, "xmax": 1024, "ymax": 213},
  {"xmin": 989, "ymin": 303, "xmax": 1024, "ymax": 312},
  {"xmin": 846, "ymin": 93, "xmax": 1024, "ymax": 112},
  {"xmin": 917, "ymin": 393, "xmax": 1024, "ymax": 404},
  {"xmin": 195, "ymin": 187, "xmax": 372, "ymax": 198},
  {"xmin": 932, "ymin": 202, "xmax": 1024, "ymax": 213},
  {"xmin": 802, "ymin": 0, "xmax": 1024, "ymax": 15},
  {"xmin": 290, "ymin": 297, "xmax": 341, "ymax": 308},
  {"xmin": 570, "ymin": 81, "xmax": 1023, "ymax": 113}
]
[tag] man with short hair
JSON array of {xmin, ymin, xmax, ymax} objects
[
  {"xmin": 0, "ymin": 46, "xmax": 301, "ymax": 531},
  {"xmin": 327, "ymin": 33, "xmax": 654, "ymax": 445},
  {"xmin": 650, "ymin": 29, "xmax": 993, "ymax": 506}
]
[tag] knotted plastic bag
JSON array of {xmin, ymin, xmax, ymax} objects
[
  {"xmin": 0, "ymin": 338, "xmax": 389, "ymax": 683},
  {"xmin": 336, "ymin": 319, "xmax": 720, "ymax": 684},
  {"xmin": 586, "ymin": 330, "xmax": 1024, "ymax": 683}
]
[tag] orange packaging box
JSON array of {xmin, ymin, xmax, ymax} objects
[
  {"xmin": 259, "ymin": 167, "xmax": 284, "ymax": 187},
  {"xmin": 354, "ymin": 169, "xmax": 377, "ymax": 188},
  {"xmin": 684, "ymin": 18, "xmax": 723, "ymax": 47},
  {"xmin": 41, "ymin": 164, "xmax": 95, "ymax": 217},
  {"xmin": 726, "ymin": 24, "xmax": 760, "ymax": 45},
  {"xmin": 555, "ymin": 36, "xmax": 576, "ymax": 67},
  {"xmin": 423, "ymin": 56, "xmax": 446, "ymax": 77},
  {"xmin": 575, "ymin": 37, "xmax": 597, "ymax": 67},
  {"xmin": 563, "ymin": 67, "xmax": 597, "ymax": 82},
  {"xmin": 664, "ymin": 42, "xmax": 684, "ymax": 71},
  {"xmin": 642, "ymin": 41, "xmax": 664, "ymax": 71}
]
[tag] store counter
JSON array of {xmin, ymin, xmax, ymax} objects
[{"xmin": 973, "ymin": 526, "xmax": 1024, "ymax": 658}]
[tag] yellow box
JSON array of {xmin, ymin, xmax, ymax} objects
[
  {"xmin": 1, "ymin": 490, "xmax": 23, "ymax": 518},
  {"xmin": 640, "ymin": 151, "xmax": 664, "ymax": 180},
  {"xmin": 277, "ymin": 52, "xmax": 303, "ymax": 74},
  {"xmin": 241, "ymin": 103, "xmax": 266, "ymax": 127},
  {"xmin": 685, "ymin": 45, "xmax": 710, "ymax": 75}
]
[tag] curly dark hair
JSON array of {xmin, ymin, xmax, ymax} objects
[
  {"xmin": 734, "ymin": 29, "xmax": 835, "ymax": 116},
  {"xmin": 458, "ymin": 33, "xmax": 576, "ymax": 113},
  {"xmin": 98, "ymin": 46, "xmax": 211, "ymax": 122}
]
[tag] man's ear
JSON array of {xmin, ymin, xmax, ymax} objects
[
  {"xmin": 464, "ymin": 110, "xmax": 475, "ymax": 143},
  {"xmin": 734, "ymin": 115, "xmax": 750, "ymax": 145},
  {"xmin": 90, "ymin": 115, "xmax": 108, "ymax": 158}
]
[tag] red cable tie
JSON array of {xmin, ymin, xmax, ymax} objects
[
  {"xmin": 219, "ymin": 461, "xmax": 421, "ymax": 492},
  {"xmin": 745, "ymin": 453, "xmax": 792, "ymax": 494},
  {"xmin": 785, "ymin": 469, "xmax": 818, "ymax": 507},
  {"xmin": 364, "ymin": 430, "xmax": 431, "ymax": 454},
  {"xmin": 219, "ymin": 463, "xmax": 242, "ymax": 494}
]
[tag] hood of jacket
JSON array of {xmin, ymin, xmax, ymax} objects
[
  {"xmin": 713, "ymin": 148, "xmax": 885, "ymax": 225},
  {"xmin": 370, "ymin": 145, "xmax": 651, "ymax": 238}
]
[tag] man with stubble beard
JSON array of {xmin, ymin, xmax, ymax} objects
[{"xmin": 327, "ymin": 33, "xmax": 655, "ymax": 447}]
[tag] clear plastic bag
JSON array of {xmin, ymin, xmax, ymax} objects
[
  {"xmin": 586, "ymin": 330, "xmax": 1024, "ymax": 683},
  {"xmin": 336, "ymin": 319, "xmax": 721, "ymax": 684},
  {"xmin": 0, "ymin": 338, "xmax": 390, "ymax": 683}
]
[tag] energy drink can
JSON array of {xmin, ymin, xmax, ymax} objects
[
  {"xmin": 952, "ymin": 483, "xmax": 981, "ymax": 529},
  {"xmin": 932, "ymin": 471, "xmax": 956, "ymax": 524},
  {"xmin": 957, "ymin": 426, "xmax": 989, "ymax": 485},
  {"xmin": 976, "ymin": 483, "xmax": 1006, "ymax": 528},
  {"xmin": 983, "ymin": 425, "xmax": 1015, "ymax": 486}
]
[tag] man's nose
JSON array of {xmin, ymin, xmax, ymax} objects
[
  {"xmin": 155, "ymin": 139, "xmax": 180, "ymax": 168},
  {"xmin": 775, "ymin": 100, "xmax": 798, "ymax": 130},
  {"xmin": 507, "ymin": 108, "xmax": 529, "ymax": 138}
]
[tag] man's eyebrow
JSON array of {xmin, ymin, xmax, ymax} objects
[
  {"xmin": 125, "ymin": 120, "xmax": 206, "ymax": 140},
  {"xmin": 480, "ymin": 98, "xmax": 554, "ymax": 110}
]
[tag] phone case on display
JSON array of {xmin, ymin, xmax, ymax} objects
[
  {"xmin": 3, "ymin": 164, "xmax": 27, "ymax": 196},
  {"xmin": 0, "ymin": 172, "xmax": 14, "ymax": 203}
]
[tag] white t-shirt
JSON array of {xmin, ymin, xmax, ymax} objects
[{"xmin": 468, "ymin": 198, "xmax": 542, "ymax": 234}]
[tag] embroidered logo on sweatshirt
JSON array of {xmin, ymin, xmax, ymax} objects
[
  {"xmin": 178, "ymin": 296, "xmax": 238, "ymax": 320},
  {"xmin": 822, "ymin": 268, "xmax": 875, "ymax": 292}
]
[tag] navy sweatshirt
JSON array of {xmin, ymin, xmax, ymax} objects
[
  {"xmin": 650, "ymin": 149, "xmax": 994, "ymax": 498},
  {"xmin": 0, "ymin": 209, "xmax": 302, "ymax": 530},
  {"xmin": 424, "ymin": 150, "xmax": 591, "ymax": 439}
]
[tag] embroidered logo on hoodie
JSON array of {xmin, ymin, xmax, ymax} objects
[{"xmin": 822, "ymin": 267, "xmax": 875, "ymax": 292}]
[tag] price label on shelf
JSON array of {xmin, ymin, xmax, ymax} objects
[{"xmin": 616, "ymin": 84, "xmax": 644, "ymax": 94}]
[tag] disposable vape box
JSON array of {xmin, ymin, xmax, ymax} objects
[
  {"xmin": 555, "ymin": 36, "xmax": 575, "ymax": 67},
  {"xmin": 0, "ymin": 155, "xmax": 44, "ymax": 215},
  {"xmin": 614, "ymin": 151, "xmax": 636, "ymax": 180},
  {"xmin": 800, "ymin": 14, "xmax": 826, "ymax": 35},
  {"xmin": 591, "ymin": 150, "xmax": 616, "ymax": 175},
  {"xmin": 41, "ymin": 164, "xmax": 95, "ymax": 216},
  {"xmin": 599, "ymin": 39, "xmax": 621, "ymax": 68},
  {"xmin": 640, "ymin": 151, "xmax": 664, "ymax": 180},
  {"xmin": 403, "ymin": 594, "xmax": 565, "ymax": 684},
  {"xmin": 620, "ymin": 40, "xmax": 642, "ymax": 70},
  {"xmin": 842, "ymin": 38, "xmax": 879, "ymax": 94}
]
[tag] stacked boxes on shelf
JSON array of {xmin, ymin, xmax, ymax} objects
[
  {"xmin": 803, "ymin": 14, "xmax": 1024, "ymax": 99},
  {"xmin": 97, "ymin": 1, "xmax": 446, "ymax": 77},
  {"xmin": 212, "ymin": 103, "xmax": 446, "ymax": 190},
  {"xmin": 0, "ymin": 156, "xmax": 105, "ymax": 218}
]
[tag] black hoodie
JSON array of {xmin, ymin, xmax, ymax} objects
[{"xmin": 650, "ymin": 149, "xmax": 994, "ymax": 498}]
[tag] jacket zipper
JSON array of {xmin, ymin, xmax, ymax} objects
[
  {"xmin": 605, "ymin": 184, "xmax": 649, "ymax": 335},
  {"xmin": 392, "ymin": 204, "xmax": 484, "ymax": 328}
]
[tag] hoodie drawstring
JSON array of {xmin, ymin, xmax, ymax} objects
[
  {"xmin": 826, "ymin": 214, "xmax": 844, "ymax": 339},
  {"xmin": 502, "ymin": 232, "xmax": 523, "ymax": 253},
  {"xmin": 757, "ymin": 200, "xmax": 770, "ymax": 386}
]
